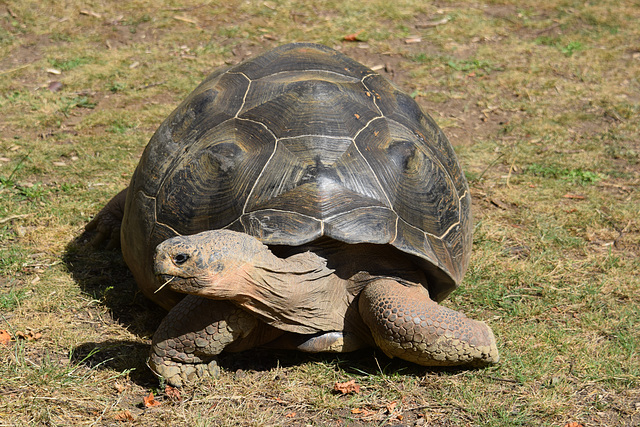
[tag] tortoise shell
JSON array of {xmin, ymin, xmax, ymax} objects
[{"xmin": 121, "ymin": 43, "xmax": 472, "ymax": 308}]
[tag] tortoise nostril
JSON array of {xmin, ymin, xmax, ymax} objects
[{"xmin": 173, "ymin": 253, "xmax": 190, "ymax": 265}]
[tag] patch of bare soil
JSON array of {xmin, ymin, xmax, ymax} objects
[
  {"xmin": 0, "ymin": 33, "xmax": 51, "ymax": 72},
  {"xmin": 574, "ymin": 385, "xmax": 640, "ymax": 427}
]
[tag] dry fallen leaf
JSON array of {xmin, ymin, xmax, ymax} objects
[
  {"xmin": 15, "ymin": 329, "xmax": 42, "ymax": 341},
  {"xmin": 0, "ymin": 330, "xmax": 11, "ymax": 345},
  {"xmin": 343, "ymin": 30, "xmax": 364, "ymax": 42},
  {"xmin": 333, "ymin": 379, "xmax": 361, "ymax": 394},
  {"xmin": 285, "ymin": 412, "xmax": 296, "ymax": 418},
  {"xmin": 48, "ymin": 81, "xmax": 63, "ymax": 92},
  {"xmin": 386, "ymin": 401, "xmax": 397, "ymax": 413},
  {"xmin": 164, "ymin": 385, "xmax": 181, "ymax": 401},
  {"xmin": 564, "ymin": 423, "xmax": 584, "ymax": 427},
  {"xmin": 114, "ymin": 410, "xmax": 134, "ymax": 422},
  {"xmin": 143, "ymin": 392, "xmax": 161, "ymax": 408},
  {"xmin": 351, "ymin": 407, "xmax": 377, "ymax": 417},
  {"xmin": 563, "ymin": 193, "xmax": 585, "ymax": 200}
]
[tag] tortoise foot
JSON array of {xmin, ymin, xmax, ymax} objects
[
  {"xmin": 360, "ymin": 279, "xmax": 499, "ymax": 367},
  {"xmin": 148, "ymin": 295, "xmax": 285, "ymax": 386},
  {"xmin": 148, "ymin": 296, "xmax": 257, "ymax": 386},
  {"xmin": 148, "ymin": 352, "xmax": 220, "ymax": 387}
]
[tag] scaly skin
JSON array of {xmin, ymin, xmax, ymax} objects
[
  {"xmin": 359, "ymin": 279, "xmax": 498, "ymax": 366},
  {"xmin": 148, "ymin": 294, "xmax": 283, "ymax": 386}
]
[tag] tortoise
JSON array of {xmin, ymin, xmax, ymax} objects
[{"xmin": 88, "ymin": 43, "xmax": 498, "ymax": 386}]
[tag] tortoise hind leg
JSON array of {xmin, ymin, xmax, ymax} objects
[
  {"xmin": 359, "ymin": 279, "xmax": 498, "ymax": 367},
  {"xmin": 85, "ymin": 188, "xmax": 128, "ymax": 249},
  {"xmin": 149, "ymin": 295, "xmax": 282, "ymax": 386}
]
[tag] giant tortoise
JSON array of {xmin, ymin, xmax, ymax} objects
[{"xmin": 88, "ymin": 43, "xmax": 498, "ymax": 386}]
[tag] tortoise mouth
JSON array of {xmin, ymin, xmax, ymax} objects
[{"xmin": 155, "ymin": 274, "xmax": 201, "ymax": 294}]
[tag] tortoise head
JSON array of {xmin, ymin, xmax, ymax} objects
[{"xmin": 153, "ymin": 229, "xmax": 268, "ymax": 297}]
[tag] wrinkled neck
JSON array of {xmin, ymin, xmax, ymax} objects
[
  {"xmin": 240, "ymin": 248, "xmax": 336, "ymax": 300},
  {"xmin": 232, "ymin": 249, "xmax": 348, "ymax": 334}
]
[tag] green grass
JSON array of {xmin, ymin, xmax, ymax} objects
[
  {"xmin": 525, "ymin": 163, "xmax": 603, "ymax": 184},
  {"xmin": 0, "ymin": 287, "xmax": 28, "ymax": 310},
  {"xmin": 0, "ymin": 0, "xmax": 638, "ymax": 425},
  {"xmin": 47, "ymin": 56, "xmax": 93, "ymax": 71},
  {"xmin": 446, "ymin": 58, "xmax": 498, "ymax": 74}
]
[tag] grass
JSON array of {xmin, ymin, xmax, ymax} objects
[{"xmin": 1, "ymin": 0, "xmax": 639, "ymax": 425}]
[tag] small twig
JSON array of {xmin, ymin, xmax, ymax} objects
[
  {"xmin": 503, "ymin": 294, "xmax": 541, "ymax": 299},
  {"xmin": 613, "ymin": 219, "xmax": 632, "ymax": 248},
  {"xmin": 136, "ymin": 81, "xmax": 167, "ymax": 90},
  {"xmin": 164, "ymin": 4, "xmax": 208, "ymax": 12},
  {"xmin": 484, "ymin": 12, "xmax": 519, "ymax": 25},
  {"xmin": 173, "ymin": 15, "xmax": 201, "ymax": 29},
  {"xmin": 372, "ymin": 356, "xmax": 404, "ymax": 394},
  {"xmin": 0, "ymin": 388, "xmax": 29, "ymax": 397},
  {"xmin": 89, "ymin": 393, "xmax": 124, "ymax": 427},
  {"xmin": 404, "ymin": 402, "xmax": 461, "ymax": 411},
  {"xmin": 0, "ymin": 213, "xmax": 33, "ymax": 224},
  {"xmin": 24, "ymin": 357, "xmax": 41, "ymax": 369},
  {"xmin": 505, "ymin": 158, "xmax": 516, "ymax": 187},
  {"xmin": 0, "ymin": 64, "xmax": 30, "ymax": 76},
  {"xmin": 415, "ymin": 17, "xmax": 450, "ymax": 29},
  {"xmin": 476, "ymin": 153, "xmax": 505, "ymax": 182},
  {"xmin": 486, "ymin": 375, "xmax": 520, "ymax": 384},
  {"xmin": 534, "ymin": 22, "xmax": 562, "ymax": 36},
  {"xmin": 79, "ymin": 10, "xmax": 102, "ymax": 18}
]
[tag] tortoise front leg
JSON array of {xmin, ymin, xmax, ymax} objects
[
  {"xmin": 149, "ymin": 295, "xmax": 282, "ymax": 386},
  {"xmin": 359, "ymin": 279, "xmax": 498, "ymax": 367}
]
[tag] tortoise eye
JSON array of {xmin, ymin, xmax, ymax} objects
[{"xmin": 173, "ymin": 254, "xmax": 190, "ymax": 265}]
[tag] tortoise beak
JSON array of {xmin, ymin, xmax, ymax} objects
[{"xmin": 153, "ymin": 247, "xmax": 175, "ymax": 277}]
